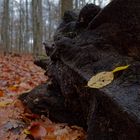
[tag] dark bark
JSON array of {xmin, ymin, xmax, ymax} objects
[{"xmin": 20, "ymin": 1, "xmax": 140, "ymax": 139}]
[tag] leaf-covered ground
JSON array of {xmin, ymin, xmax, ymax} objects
[{"xmin": 0, "ymin": 55, "xmax": 86, "ymax": 140}]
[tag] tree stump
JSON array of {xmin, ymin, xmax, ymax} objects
[{"xmin": 19, "ymin": 1, "xmax": 140, "ymax": 139}]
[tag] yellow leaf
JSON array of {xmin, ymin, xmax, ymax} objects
[
  {"xmin": 87, "ymin": 65, "xmax": 130, "ymax": 89},
  {"xmin": 87, "ymin": 71, "xmax": 114, "ymax": 89},
  {"xmin": 0, "ymin": 100, "xmax": 13, "ymax": 107},
  {"xmin": 112, "ymin": 65, "xmax": 130, "ymax": 73},
  {"xmin": 8, "ymin": 85, "xmax": 19, "ymax": 92},
  {"xmin": 24, "ymin": 129, "xmax": 31, "ymax": 135}
]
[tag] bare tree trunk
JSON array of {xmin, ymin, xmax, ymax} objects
[
  {"xmin": 81, "ymin": 0, "xmax": 86, "ymax": 7},
  {"xmin": 25, "ymin": 0, "xmax": 29, "ymax": 53},
  {"xmin": 48, "ymin": 1, "xmax": 52, "ymax": 40},
  {"xmin": 1, "ymin": 0, "xmax": 10, "ymax": 55},
  {"xmin": 60, "ymin": 0, "xmax": 73, "ymax": 18},
  {"xmin": 19, "ymin": 0, "xmax": 22, "ymax": 53},
  {"xmin": 74, "ymin": 0, "xmax": 78, "ymax": 9},
  {"xmin": 32, "ymin": 0, "xmax": 43, "ymax": 57},
  {"xmin": 9, "ymin": 1, "xmax": 14, "ymax": 53}
]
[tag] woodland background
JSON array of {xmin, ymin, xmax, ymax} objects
[{"xmin": 0, "ymin": 0, "xmax": 110, "ymax": 56}]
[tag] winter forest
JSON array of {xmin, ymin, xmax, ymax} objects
[{"xmin": 0, "ymin": 0, "xmax": 140, "ymax": 139}]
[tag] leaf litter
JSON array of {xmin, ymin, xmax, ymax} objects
[{"xmin": 0, "ymin": 55, "xmax": 86, "ymax": 140}]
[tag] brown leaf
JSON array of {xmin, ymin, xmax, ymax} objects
[
  {"xmin": 0, "ymin": 90, "xmax": 4, "ymax": 97},
  {"xmin": 27, "ymin": 122, "xmax": 47, "ymax": 139}
]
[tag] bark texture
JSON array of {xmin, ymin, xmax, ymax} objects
[{"xmin": 20, "ymin": 1, "xmax": 140, "ymax": 139}]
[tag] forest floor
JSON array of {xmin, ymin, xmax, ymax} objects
[{"xmin": 0, "ymin": 55, "xmax": 86, "ymax": 140}]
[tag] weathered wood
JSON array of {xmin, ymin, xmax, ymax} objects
[{"xmin": 20, "ymin": 1, "xmax": 140, "ymax": 139}]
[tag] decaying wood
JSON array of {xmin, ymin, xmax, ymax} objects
[{"xmin": 19, "ymin": 1, "xmax": 140, "ymax": 139}]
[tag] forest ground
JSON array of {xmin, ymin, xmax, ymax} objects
[{"xmin": 0, "ymin": 55, "xmax": 86, "ymax": 140}]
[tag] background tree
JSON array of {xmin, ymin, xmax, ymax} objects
[
  {"xmin": 1, "ymin": 0, "xmax": 10, "ymax": 54},
  {"xmin": 32, "ymin": 0, "xmax": 43, "ymax": 57},
  {"xmin": 0, "ymin": 0, "xmax": 111, "ymax": 55},
  {"xmin": 61, "ymin": 0, "xmax": 73, "ymax": 18}
]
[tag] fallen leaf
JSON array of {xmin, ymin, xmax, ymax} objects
[
  {"xmin": 27, "ymin": 122, "xmax": 47, "ymax": 139},
  {"xmin": 43, "ymin": 135, "xmax": 56, "ymax": 140},
  {"xmin": 87, "ymin": 71, "xmax": 114, "ymax": 89},
  {"xmin": 0, "ymin": 99, "xmax": 13, "ymax": 107},
  {"xmin": 24, "ymin": 129, "xmax": 31, "ymax": 135},
  {"xmin": 88, "ymin": 65, "xmax": 130, "ymax": 89},
  {"xmin": 46, "ymin": 125, "xmax": 55, "ymax": 133},
  {"xmin": 23, "ymin": 113, "xmax": 40, "ymax": 120},
  {"xmin": 0, "ymin": 90, "xmax": 4, "ymax": 97},
  {"xmin": 8, "ymin": 85, "xmax": 19, "ymax": 92},
  {"xmin": 19, "ymin": 82, "xmax": 32, "ymax": 90},
  {"xmin": 112, "ymin": 65, "xmax": 130, "ymax": 73}
]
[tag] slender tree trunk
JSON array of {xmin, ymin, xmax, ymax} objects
[
  {"xmin": 48, "ymin": 1, "xmax": 52, "ymax": 40},
  {"xmin": 32, "ymin": 0, "xmax": 43, "ymax": 57},
  {"xmin": 60, "ymin": 0, "xmax": 73, "ymax": 18},
  {"xmin": 25, "ymin": 0, "xmax": 29, "ymax": 53},
  {"xmin": 19, "ymin": 0, "xmax": 22, "ymax": 53},
  {"xmin": 81, "ymin": 0, "xmax": 86, "ymax": 7},
  {"xmin": 75, "ymin": 0, "xmax": 78, "ymax": 9},
  {"xmin": 1, "ymin": 0, "xmax": 10, "ymax": 54},
  {"xmin": 9, "ymin": 1, "xmax": 14, "ymax": 53}
]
